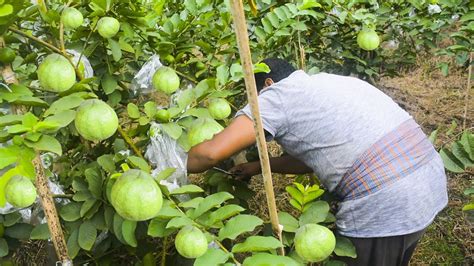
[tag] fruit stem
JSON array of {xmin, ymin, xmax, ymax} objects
[{"xmin": 117, "ymin": 126, "xmax": 145, "ymax": 159}]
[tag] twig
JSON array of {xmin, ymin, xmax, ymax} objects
[
  {"xmin": 228, "ymin": 0, "xmax": 284, "ymax": 256},
  {"xmin": 175, "ymin": 69, "xmax": 198, "ymax": 84},
  {"xmin": 463, "ymin": 52, "xmax": 472, "ymax": 130},
  {"xmin": 160, "ymin": 236, "xmax": 168, "ymax": 266},
  {"xmin": 59, "ymin": 22, "xmax": 66, "ymax": 53},
  {"xmin": 9, "ymin": 27, "xmax": 62, "ymax": 54},
  {"xmin": 117, "ymin": 126, "xmax": 144, "ymax": 159}
]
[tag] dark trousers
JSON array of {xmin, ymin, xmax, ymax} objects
[{"xmin": 337, "ymin": 229, "xmax": 426, "ymax": 266}]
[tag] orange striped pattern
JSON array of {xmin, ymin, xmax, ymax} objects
[{"xmin": 335, "ymin": 119, "xmax": 437, "ymax": 201}]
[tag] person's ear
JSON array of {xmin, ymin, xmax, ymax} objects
[{"xmin": 264, "ymin": 78, "xmax": 274, "ymax": 88}]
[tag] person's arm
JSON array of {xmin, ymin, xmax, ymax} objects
[
  {"xmin": 187, "ymin": 115, "xmax": 256, "ymax": 173},
  {"xmin": 230, "ymin": 154, "xmax": 313, "ymax": 180}
]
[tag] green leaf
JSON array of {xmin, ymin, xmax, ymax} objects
[
  {"xmin": 27, "ymin": 135, "xmax": 62, "ymax": 156},
  {"xmin": 108, "ymin": 38, "xmax": 122, "ymax": 61},
  {"xmin": 3, "ymin": 212, "xmax": 21, "ymax": 227},
  {"xmin": 232, "ymin": 236, "xmax": 282, "ymax": 253},
  {"xmin": 101, "ymin": 74, "xmax": 117, "ymax": 95},
  {"xmin": 170, "ymin": 184, "xmax": 204, "ymax": 195},
  {"xmin": 0, "ymin": 114, "xmax": 22, "ymax": 127},
  {"xmin": 177, "ymin": 88, "xmax": 195, "ymax": 108},
  {"xmin": 440, "ymin": 148, "xmax": 465, "ymax": 173},
  {"xmin": 209, "ymin": 204, "xmax": 245, "ymax": 224},
  {"xmin": 299, "ymin": 201, "xmax": 330, "ymax": 226},
  {"xmin": 80, "ymin": 199, "xmax": 98, "ymax": 217},
  {"xmin": 144, "ymin": 101, "xmax": 157, "ymax": 118},
  {"xmin": 44, "ymin": 95, "xmax": 84, "ymax": 116},
  {"xmin": 194, "ymin": 248, "xmax": 230, "ymax": 266},
  {"xmin": 0, "ymin": 238, "xmax": 8, "ymax": 258},
  {"xmin": 462, "ymin": 203, "xmax": 474, "ymax": 211},
  {"xmin": 0, "ymin": 4, "xmax": 13, "ymax": 16},
  {"xmin": 298, "ymin": 0, "xmax": 322, "ymax": 10},
  {"xmin": 7, "ymin": 124, "xmax": 30, "ymax": 134},
  {"xmin": 148, "ymin": 218, "xmax": 175, "ymax": 237},
  {"xmin": 178, "ymin": 197, "xmax": 204, "ymax": 209},
  {"xmin": 127, "ymin": 156, "xmax": 151, "ymax": 172},
  {"xmin": 85, "ymin": 168, "xmax": 103, "ymax": 199},
  {"xmin": 98, "ymin": 154, "xmax": 116, "ymax": 172},
  {"xmin": 22, "ymin": 112, "xmax": 38, "ymax": 128},
  {"xmin": 156, "ymin": 203, "xmax": 182, "ymax": 219},
  {"xmin": 31, "ymin": 121, "xmax": 60, "ymax": 133},
  {"xmin": 289, "ymin": 199, "xmax": 302, "ymax": 211},
  {"xmin": 60, "ymin": 202, "xmax": 82, "ymax": 222},
  {"xmin": 278, "ymin": 212, "xmax": 299, "ymax": 233},
  {"xmin": 334, "ymin": 236, "xmax": 357, "ymax": 258},
  {"xmin": 161, "ymin": 122, "xmax": 183, "ymax": 140},
  {"xmin": 127, "ymin": 103, "xmax": 140, "ymax": 119},
  {"xmin": 155, "ymin": 167, "xmax": 176, "ymax": 181},
  {"xmin": 216, "ymin": 64, "xmax": 229, "ymax": 85},
  {"xmin": 242, "ymin": 253, "xmax": 300, "ymax": 266},
  {"xmin": 122, "ymin": 220, "xmax": 137, "ymax": 247},
  {"xmin": 452, "ymin": 142, "xmax": 474, "ymax": 168},
  {"xmin": 4, "ymin": 223, "xmax": 33, "ymax": 239},
  {"xmin": 0, "ymin": 145, "xmax": 19, "ymax": 170},
  {"xmin": 428, "ymin": 128, "xmax": 439, "ymax": 144},
  {"xmin": 43, "ymin": 110, "xmax": 76, "ymax": 129},
  {"xmin": 113, "ymin": 213, "xmax": 126, "ymax": 244},
  {"xmin": 460, "ymin": 132, "xmax": 474, "ymax": 161},
  {"xmin": 67, "ymin": 229, "xmax": 80, "ymax": 258},
  {"xmin": 253, "ymin": 62, "xmax": 270, "ymax": 74},
  {"xmin": 193, "ymin": 192, "xmax": 234, "ymax": 218},
  {"xmin": 30, "ymin": 223, "xmax": 51, "ymax": 240},
  {"xmin": 286, "ymin": 186, "xmax": 304, "ymax": 205},
  {"xmin": 78, "ymin": 221, "xmax": 96, "ymax": 251},
  {"xmin": 218, "ymin": 214, "xmax": 263, "ymax": 241},
  {"xmin": 165, "ymin": 216, "xmax": 193, "ymax": 229}
]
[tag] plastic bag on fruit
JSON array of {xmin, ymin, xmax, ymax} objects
[
  {"xmin": 145, "ymin": 122, "xmax": 189, "ymax": 199},
  {"xmin": 130, "ymin": 54, "xmax": 163, "ymax": 94}
]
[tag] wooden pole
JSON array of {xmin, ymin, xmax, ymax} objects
[
  {"xmin": 228, "ymin": 0, "xmax": 284, "ymax": 255},
  {"xmin": 0, "ymin": 38, "xmax": 72, "ymax": 265}
]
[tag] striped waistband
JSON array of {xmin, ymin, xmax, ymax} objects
[{"xmin": 335, "ymin": 119, "xmax": 437, "ymax": 201}]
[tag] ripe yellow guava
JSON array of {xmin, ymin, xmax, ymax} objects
[
  {"xmin": 152, "ymin": 67, "xmax": 180, "ymax": 94},
  {"xmin": 208, "ymin": 98, "xmax": 231, "ymax": 120},
  {"xmin": 74, "ymin": 99, "xmax": 119, "ymax": 142},
  {"xmin": 357, "ymin": 29, "xmax": 380, "ymax": 51},
  {"xmin": 97, "ymin": 17, "xmax": 120, "ymax": 38},
  {"xmin": 175, "ymin": 225, "xmax": 208, "ymax": 259},
  {"xmin": 187, "ymin": 118, "xmax": 224, "ymax": 147},
  {"xmin": 61, "ymin": 7, "xmax": 83, "ymax": 29},
  {"xmin": 5, "ymin": 176, "xmax": 37, "ymax": 208},
  {"xmin": 294, "ymin": 223, "xmax": 336, "ymax": 262},
  {"xmin": 110, "ymin": 169, "xmax": 163, "ymax": 221},
  {"xmin": 37, "ymin": 53, "xmax": 76, "ymax": 92}
]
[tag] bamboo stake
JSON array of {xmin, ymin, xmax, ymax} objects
[
  {"xmin": 228, "ymin": 0, "xmax": 284, "ymax": 255},
  {"xmin": 0, "ymin": 38, "xmax": 72, "ymax": 265},
  {"xmin": 463, "ymin": 52, "xmax": 472, "ymax": 130}
]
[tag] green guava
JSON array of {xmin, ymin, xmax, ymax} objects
[
  {"xmin": 208, "ymin": 98, "xmax": 231, "ymax": 120},
  {"xmin": 156, "ymin": 109, "xmax": 171, "ymax": 123},
  {"xmin": 37, "ymin": 53, "xmax": 76, "ymax": 92},
  {"xmin": 164, "ymin": 54, "xmax": 175, "ymax": 64},
  {"xmin": 357, "ymin": 29, "xmax": 380, "ymax": 51},
  {"xmin": 294, "ymin": 223, "xmax": 336, "ymax": 262},
  {"xmin": 187, "ymin": 118, "xmax": 224, "ymax": 147},
  {"xmin": 97, "ymin": 17, "xmax": 120, "ymax": 38},
  {"xmin": 61, "ymin": 7, "xmax": 83, "ymax": 29},
  {"xmin": 74, "ymin": 99, "xmax": 119, "ymax": 142},
  {"xmin": 5, "ymin": 176, "xmax": 37, "ymax": 208},
  {"xmin": 175, "ymin": 225, "xmax": 208, "ymax": 259},
  {"xmin": 152, "ymin": 67, "xmax": 180, "ymax": 94},
  {"xmin": 0, "ymin": 47, "xmax": 16, "ymax": 64},
  {"xmin": 110, "ymin": 169, "xmax": 163, "ymax": 221}
]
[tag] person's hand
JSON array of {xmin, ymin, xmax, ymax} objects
[{"xmin": 229, "ymin": 162, "xmax": 261, "ymax": 181}]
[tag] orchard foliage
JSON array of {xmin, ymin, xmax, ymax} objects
[{"xmin": 0, "ymin": 0, "xmax": 472, "ymax": 264}]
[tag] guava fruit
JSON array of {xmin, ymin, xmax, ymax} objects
[
  {"xmin": 208, "ymin": 98, "xmax": 231, "ymax": 120},
  {"xmin": 175, "ymin": 225, "xmax": 208, "ymax": 259},
  {"xmin": 74, "ymin": 99, "xmax": 119, "ymax": 141},
  {"xmin": 97, "ymin": 17, "xmax": 120, "ymax": 38},
  {"xmin": 187, "ymin": 118, "xmax": 224, "ymax": 147},
  {"xmin": 152, "ymin": 67, "xmax": 180, "ymax": 94},
  {"xmin": 156, "ymin": 109, "xmax": 171, "ymax": 123},
  {"xmin": 110, "ymin": 169, "xmax": 163, "ymax": 221},
  {"xmin": 5, "ymin": 176, "xmax": 37, "ymax": 208},
  {"xmin": 37, "ymin": 53, "xmax": 76, "ymax": 92},
  {"xmin": 294, "ymin": 223, "xmax": 336, "ymax": 262},
  {"xmin": 61, "ymin": 7, "xmax": 83, "ymax": 29},
  {"xmin": 0, "ymin": 47, "xmax": 16, "ymax": 64},
  {"xmin": 357, "ymin": 29, "xmax": 380, "ymax": 51}
]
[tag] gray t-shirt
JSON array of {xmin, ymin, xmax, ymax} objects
[{"xmin": 237, "ymin": 70, "xmax": 448, "ymax": 237}]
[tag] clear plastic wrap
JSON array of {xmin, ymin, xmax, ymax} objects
[
  {"xmin": 67, "ymin": 49, "xmax": 94, "ymax": 79},
  {"xmin": 145, "ymin": 122, "xmax": 189, "ymax": 194},
  {"xmin": 130, "ymin": 54, "xmax": 163, "ymax": 94}
]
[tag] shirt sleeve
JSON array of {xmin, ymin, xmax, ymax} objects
[{"xmin": 235, "ymin": 88, "xmax": 287, "ymax": 140}]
